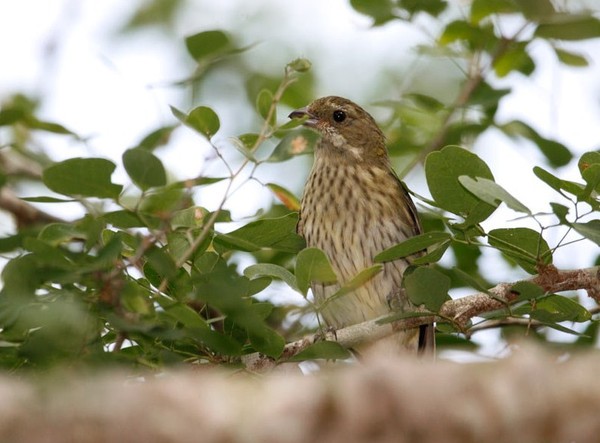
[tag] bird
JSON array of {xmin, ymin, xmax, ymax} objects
[{"xmin": 289, "ymin": 96, "xmax": 434, "ymax": 355}]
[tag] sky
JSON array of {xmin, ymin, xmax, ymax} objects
[{"xmin": 1, "ymin": 0, "xmax": 599, "ymax": 358}]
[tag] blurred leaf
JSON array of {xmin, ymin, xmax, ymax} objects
[
  {"xmin": 535, "ymin": 15, "xmax": 600, "ymax": 41},
  {"xmin": 266, "ymin": 183, "xmax": 300, "ymax": 211},
  {"xmin": 268, "ymin": 129, "xmax": 319, "ymax": 162},
  {"xmin": 122, "ymin": 0, "xmax": 184, "ymax": 32},
  {"xmin": 43, "ymin": 158, "xmax": 122, "ymax": 199},
  {"xmin": 295, "ymin": 247, "xmax": 337, "ymax": 296},
  {"xmin": 349, "ymin": 0, "xmax": 395, "ymax": 25},
  {"xmin": 138, "ymin": 125, "xmax": 176, "ymax": 151},
  {"xmin": 38, "ymin": 223, "xmax": 82, "ymax": 246},
  {"xmin": 123, "ymin": 148, "xmax": 167, "ymax": 191},
  {"xmin": 425, "ymin": 146, "xmax": 496, "ymax": 224},
  {"xmin": 256, "ymin": 89, "xmax": 274, "ymax": 124},
  {"xmin": 192, "ymin": 328, "xmax": 242, "ymax": 356},
  {"xmin": 531, "ymin": 295, "xmax": 591, "ymax": 323},
  {"xmin": 514, "ymin": 0, "xmax": 555, "ymax": 21},
  {"xmin": 171, "ymin": 206, "xmax": 206, "ymax": 229},
  {"xmin": 163, "ymin": 302, "xmax": 207, "ymax": 329},
  {"xmin": 399, "ymin": 0, "xmax": 447, "ymax": 17},
  {"xmin": 511, "ymin": 281, "xmax": 544, "ymax": 301},
  {"xmin": 185, "ymin": 30, "xmax": 231, "ymax": 62},
  {"xmin": 244, "ymin": 263, "xmax": 299, "ymax": 293},
  {"xmin": 470, "ymin": 0, "xmax": 519, "ymax": 23},
  {"xmin": 288, "ymin": 341, "xmax": 351, "ymax": 362},
  {"xmin": 488, "ymin": 228, "xmax": 552, "ymax": 274},
  {"xmin": 554, "ymin": 48, "xmax": 589, "ymax": 67},
  {"xmin": 499, "ymin": 120, "xmax": 572, "ymax": 167},
  {"xmin": 140, "ymin": 187, "xmax": 188, "ymax": 215},
  {"xmin": 248, "ymin": 326, "xmax": 285, "ymax": 358},
  {"xmin": 172, "ymin": 105, "xmax": 220, "ymax": 139},
  {"xmin": 102, "ymin": 210, "xmax": 145, "ymax": 228},
  {"xmin": 21, "ymin": 196, "xmax": 75, "ymax": 203},
  {"xmin": 440, "ymin": 20, "xmax": 496, "ymax": 49},
  {"xmin": 493, "ymin": 42, "xmax": 534, "ymax": 77},
  {"xmin": 571, "ymin": 220, "xmax": 600, "ymax": 246},
  {"xmin": 214, "ymin": 213, "xmax": 305, "ymax": 253},
  {"xmin": 375, "ymin": 232, "xmax": 451, "ymax": 262},
  {"xmin": 404, "ymin": 267, "xmax": 451, "ymax": 311},
  {"xmin": 458, "ymin": 176, "xmax": 531, "ymax": 214}
]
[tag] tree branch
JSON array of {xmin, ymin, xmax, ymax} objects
[
  {"xmin": 242, "ymin": 265, "xmax": 600, "ymax": 371},
  {"xmin": 5, "ymin": 346, "xmax": 600, "ymax": 443}
]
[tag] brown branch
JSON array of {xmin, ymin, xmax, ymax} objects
[
  {"xmin": 242, "ymin": 266, "xmax": 600, "ymax": 372},
  {"xmin": 5, "ymin": 346, "xmax": 600, "ymax": 443},
  {"xmin": 0, "ymin": 187, "xmax": 62, "ymax": 229}
]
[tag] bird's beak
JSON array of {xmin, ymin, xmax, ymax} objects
[{"xmin": 288, "ymin": 106, "xmax": 317, "ymax": 127}]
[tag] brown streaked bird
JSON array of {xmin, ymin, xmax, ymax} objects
[{"xmin": 289, "ymin": 96, "xmax": 434, "ymax": 355}]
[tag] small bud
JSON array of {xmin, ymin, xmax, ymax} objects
[{"xmin": 287, "ymin": 58, "xmax": 312, "ymax": 73}]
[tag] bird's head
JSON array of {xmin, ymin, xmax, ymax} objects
[{"xmin": 289, "ymin": 96, "xmax": 388, "ymax": 164}]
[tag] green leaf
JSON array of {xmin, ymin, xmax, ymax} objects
[
  {"xmin": 500, "ymin": 120, "xmax": 572, "ymax": 167},
  {"xmin": 458, "ymin": 176, "xmax": 531, "ymax": 214},
  {"xmin": 102, "ymin": 210, "xmax": 145, "ymax": 228},
  {"xmin": 139, "ymin": 187, "xmax": 187, "ymax": 215},
  {"xmin": 191, "ymin": 328, "xmax": 242, "ymax": 356},
  {"xmin": 533, "ymin": 167, "xmax": 585, "ymax": 197},
  {"xmin": 488, "ymin": 228, "xmax": 552, "ymax": 274},
  {"xmin": 38, "ymin": 223, "xmax": 81, "ymax": 246},
  {"xmin": 571, "ymin": 220, "xmax": 600, "ymax": 246},
  {"xmin": 411, "ymin": 241, "xmax": 452, "ymax": 265},
  {"xmin": 214, "ymin": 213, "xmax": 305, "ymax": 253},
  {"xmin": 138, "ymin": 125, "xmax": 177, "ymax": 151},
  {"xmin": 21, "ymin": 196, "xmax": 75, "ymax": 203},
  {"xmin": 375, "ymin": 232, "xmax": 451, "ymax": 262},
  {"xmin": 554, "ymin": 48, "xmax": 589, "ymax": 67},
  {"xmin": 244, "ymin": 263, "xmax": 299, "ymax": 293},
  {"xmin": 256, "ymin": 89, "xmax": 274, "ymax": 123},
  {"xmin": 403, "ymin": 267, "xmax": 450, "ymax": 312},
  {"xmin": 186, "ymin": 106, "xmax": 220, "ymax": 138},
  {"xmin": 514, "ymin": 0, "xmax": 555, "ymax": 21},
  {"xmin": 535, "ymin": 15, "xmax": 600, "ymax": 41},
  {"xmin": 425, "ymin": 146, "xmax": 496, "ymax": 224},
  {"xmin": 511, "ymin": 281, "xmax": 544, "ymax": 301},
  {"xmin": 470, "ymin": 0, "xmax": 519, "ymax": 23},
  {"xmin": 171, "ymin": 105, "xmax": 220, "ymax": 139},
  {"xmin": 399, "ymin": 0, "xmax": 447, "ymax": 17},
  {"xmin": 531, "ymin": 295, "xmax": 591, "ymax": 323},
  {"xmin": 163, "ymin": 302, "xmax": 207, "ymax": 329},
  {"xmin": 295, "ymin": 247, "xmax": 337, "ymax": 296},
  {"xmin": 185, "ymin": 30, "xmax": 231, "ymax": 61},
  {"xmin": 266, "ymin": 183, "xmax": 300, "ymax": 211},
  {"xmin": 43, "ymin": 158, "xmax": 122, "ymax": 199},
  {"xmin": 248, "ymin": 326, "xmax": 285, "ymax": 358},
  {"xmin": 349, "ymin": 0, "xmax": 395, "ymax": 25},
  {"xmin": 325, "ymin": 265, "xmax": 383, "ymax": 305},
  {"xmin": 492, "ymin": 42, "xmax": 534, "ymax": 77},
  {"xmin": 122, "ymin": 148, "xmax": 167, "ymax": 191},
  {"xmin": 439, "ymin": 20, "xmax": 496, "ymax": 48},
  {"xmin": 550, "ymin": 203, "xmax": 569, "ymax": 224},
  {"xmin": 579, "ymin": 151, "xmax": 600, "ymax": 196},
  {"xmin": 288, "ymin": 341, "xmax": 351, "ymax": 362},
  {"xmin": 268, "ymin": 129, "xmax": 319, "ymax": 162}
]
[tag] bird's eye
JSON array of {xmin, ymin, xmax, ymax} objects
[{"xmin": 332, "ymin": 110, "xmax": 346, "ymax": 123}]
